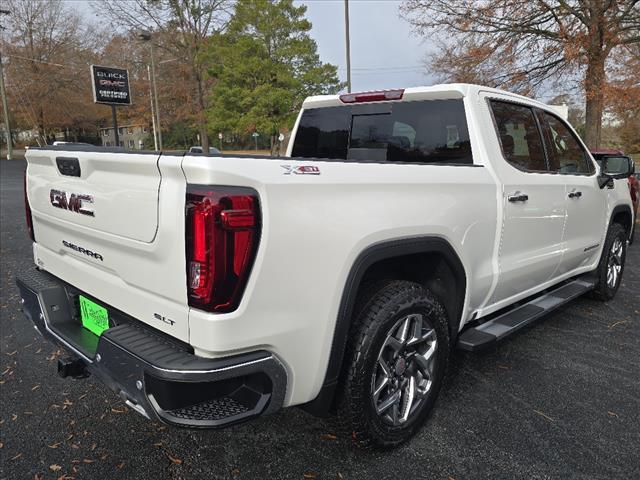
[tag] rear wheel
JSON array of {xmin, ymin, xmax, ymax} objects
[
  {"xmin": 590, "ymin": 223, "xmax": 627, "ymax": 301},
  {"xmin": 336, "ymin": 280, "xmax": 449, "ymax": 449}
]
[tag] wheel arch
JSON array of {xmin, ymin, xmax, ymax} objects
[
  {"xmin": 301, "ymin": 236, "xmax": 467, "ymax": 416},
  {"xmin": 610, "ymin": 204, "xmax": 633, "ymax": 240}
]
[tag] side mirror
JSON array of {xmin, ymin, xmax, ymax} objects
[{"xmin": 598, "ymin": 155, "xmax": 635, "ymax": 188}]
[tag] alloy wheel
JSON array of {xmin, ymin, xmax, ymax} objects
[
  {"xmin": 606, "ymin": 237, "xmax": 624, "ymax": 289},
  {"xmin": 371, "ymin": 313, "xmax": 438, "ymax": 426}
]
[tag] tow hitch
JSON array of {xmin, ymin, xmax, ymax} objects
[{"xmin": 57, "ymin": 357, "xmax": 90, "ymax": 379}]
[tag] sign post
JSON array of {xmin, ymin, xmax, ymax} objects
[
  {"xmin": 252, "ymin": 132, "xmax": 259, "ymax": 151},
  {"xmin": 90, "ymin": 65, "xmax": 131, "ymax": 147}
]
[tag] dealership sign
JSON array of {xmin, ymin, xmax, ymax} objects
[{"xmin": 90, "ymin": 65, "xmax": 131, "ymax": 105}]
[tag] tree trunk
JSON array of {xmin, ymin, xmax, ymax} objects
[
  {"xmin": 583, "ymin": 52, "xmax": 605, "ymax": 149},
  {"xmin": 583, "ymin": 7, "xmax": 606, "ymax": 150}
]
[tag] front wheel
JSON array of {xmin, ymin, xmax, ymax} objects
[
  {"xmin": 590, "ymin": 223, "xmax": 628, "ymax": 301},
  {"xmin": 336, "ymin": 280, "xmax": 450, "ymax": 449}
]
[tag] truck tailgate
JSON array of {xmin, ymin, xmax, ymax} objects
[
  {"xmin": 27, "ymin": 150, "xmax": 160, "ymax": 242},
  {"xmin": 26, "ymin": 149, "xmax": 190, "ymax": 342}
]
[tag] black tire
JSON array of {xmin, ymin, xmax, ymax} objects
[
  {"xmin": 590, "ymin": 222, "xmax": 628, "ymax": 301},
  {"xmin": 336, "ymin": 280, "xmax": 450, "ymax": 450}
]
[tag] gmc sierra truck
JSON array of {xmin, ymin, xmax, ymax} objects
[{"xmin": 16, "ymin": 84, "xmax": 634, "ymax": 449}]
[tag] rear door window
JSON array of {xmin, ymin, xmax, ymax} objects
[
  {"xmin": 291, "ymin": 99, "xmax": 473, "ymax": 164},
  {"xmin": 489, "ymin": 100, "xmax": 547, "ymax": 172},
  {"xmin": 539, "ymin": 112, "xmax": 594, "ymax": 175}
]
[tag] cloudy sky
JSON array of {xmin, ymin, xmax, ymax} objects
[{"xmin": 72, "ymin": 0, "xmax": 436, "ymax": 92}]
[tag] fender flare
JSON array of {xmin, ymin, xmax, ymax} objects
[
  {"xmin": 609, "ymin": 204, "xmax": 634, "ymax": 240},
  {"xmin": 301, "ymin": 236, "xmax": 466, "ymax": 416}
]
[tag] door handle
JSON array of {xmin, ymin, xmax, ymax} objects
[
  {"xmin": 568, "ymin": 190, "xmax": 582, "ymax": 199},
  {"xmin": 508, "ymin": 192, "xmax": 529, "ymax": 202}
]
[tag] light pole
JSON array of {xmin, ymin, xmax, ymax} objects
[
  {"xmin": 147, "ymin": 65, "xmax": 158, "ymax": 150},
  {"xmin": 137, "ymin": 30, "xmax": 162, "ymax": 150},
  {"xmin": 0, "ymin": 9, "xmax": 13, "ymax": 160},
  {"xmin": 344, "ymin": 0, "xmax": 352, "ymax": 93}
]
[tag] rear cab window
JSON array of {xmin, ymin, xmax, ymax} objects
[{"xmin": 291, "ymin": 99, "xmax": 473, "ymax": 165}]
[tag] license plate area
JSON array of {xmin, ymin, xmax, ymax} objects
[{"xmin": 79, "ymin": 295, "xmax": 110, "ymax": 336}]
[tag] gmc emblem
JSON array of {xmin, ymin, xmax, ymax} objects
[{"xmin": 50, "ymin": 189, "xmax": 94, "ymax": 217}]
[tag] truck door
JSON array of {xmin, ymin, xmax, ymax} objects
[
  {"xmin": 537, "ymin": 110, "xmax": 606, "ymax": 274},
  {"xmin": 485, "ymin": 98, "xmax": 567, "ymax": 304}
]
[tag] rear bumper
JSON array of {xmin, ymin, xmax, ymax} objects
[{"xmin": 15, "ymin": 268, "xmax": 287, "ymax": 428}]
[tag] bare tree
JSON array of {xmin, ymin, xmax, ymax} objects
[
  {"xmin": 401, "ymin": 0, "xmax": 640, "ymax": 148},
  {"xmin": 94, "ymin": 0, "xmax": 232, "ymax": 151},
  {"xmin": 2, "ymin": 0, "xmax": 98, "ymax": 141}
]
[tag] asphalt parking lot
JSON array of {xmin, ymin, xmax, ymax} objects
[{"xmin": 1, "ymin": 159, "xmax": 639, "ymax": 480}]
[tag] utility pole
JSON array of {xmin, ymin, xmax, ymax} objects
[
  {"xmin": 0, "ymin": 9, "xmax": 13, "ymax": 160},
  {"xmin": 138, "ymin": 30, "xmax": 163, "ymax": 150},
  {"xmin": 344, "ymin": 0, "xmax": 352, "ymax": 93},
  {"xmin": 0, "ymin": 52, "xmax": 12, "ymax": 160},
  {"xmin": 149, "ymin": 40, "xmax": 162, "ymax": 150},
  {"xmin": 147, "ymin": 65, "xmax": 158, "ymax": 150}
]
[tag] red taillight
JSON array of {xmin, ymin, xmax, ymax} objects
[
  {"xmin": 185, "ymin": 186, "xmax": 260, "ymax": 312},
  {"xmin": 339, "ymin": 89, "xmax": 404, "ymax": 103},
  {"xmin": 24, "ymin": 171, "xmax": 35, "ymax": 242}
]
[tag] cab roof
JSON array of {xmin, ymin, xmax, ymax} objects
[{"xmin": 302, "ymin": 83, "xmax": 550, "ymax": 111}]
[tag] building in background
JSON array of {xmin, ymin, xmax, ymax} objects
[{"xmin": 100, "ymin": 124, "xmax": 149, "ymax": 149}]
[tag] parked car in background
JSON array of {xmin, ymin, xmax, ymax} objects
[
  {"xmin": 591, "ymin": 149, "xmax": 637, "ymax": 243},
  {"xmin": 189, "ymin": 146, "xmax": 221, "ymax": 154}
]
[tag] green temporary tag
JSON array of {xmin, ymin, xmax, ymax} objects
[{"xmin": 79, "ymin": 295, "xmax": 109, "ymax": 336}]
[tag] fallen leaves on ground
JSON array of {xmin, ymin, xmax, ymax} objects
[
  {"xmin": 49, "ymin": 464, "xmax": 62, "ymax": 472},
  {"xmin": 321, "ymin": 433, "xmax": 338, "ymax": 440},
  {"xmin": 303, "ymin": 473, "xmax": 317, "ymax": 479},
  {"xmin": 608, "ymin": 320, "xmax": 629, "ymax": 329},
  {"xmin": 167, "ymin": 453, "xmax": 183, "ymax": 465},
  {"xmin": 533, "ymin": 409, "xmax": 554, "ymax": 422},
  {"xmin": 607, "ymin": 411, "xmax": 619, "ymax": 417}
]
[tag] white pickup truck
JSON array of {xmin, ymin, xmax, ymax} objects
[{"xmin": 17, "ymin": 84, "xmax": 635, "ymax": 449}]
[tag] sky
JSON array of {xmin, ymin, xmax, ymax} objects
[
  {"xmin": 297, "ymin": 0, "xmax": 437, "ymax": 91},
  {"xmin": 71, "ymin": 0, "xmax": 437, "ymax": 92}
]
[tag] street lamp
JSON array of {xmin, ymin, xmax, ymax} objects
[{"xmin": 137, "ymin": 30, "xmax": 162, "ymax": 150}]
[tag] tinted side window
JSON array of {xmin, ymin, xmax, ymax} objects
[
  {"xmin": 489, "ymin": 100, "xmax": 547, "ymax": 172},
  {"xmin": 540, "ymin": 112, "xmax": 594, "ymax": 175},
  {"xmin": 291, "ymin": 107, "xmax": 350, "ymax": 159},
  {"xmin": 291, "ymin": 99, "xmax": 473, "ymax": 164}
]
